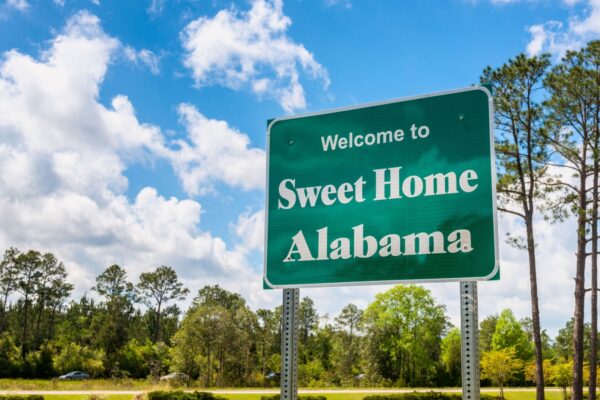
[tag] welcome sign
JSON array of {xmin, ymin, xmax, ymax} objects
[{"xmin": 264, "ymin": 86, "xmax": 498, "ymax": 288}]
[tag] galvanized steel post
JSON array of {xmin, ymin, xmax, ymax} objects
[
  {"xmin": 281, "ymin": 288, "xmax": 299, "ymax": 400},
  {"xmin": 461, "ymin": 281, "xmax": 480, "ymax": 400}
]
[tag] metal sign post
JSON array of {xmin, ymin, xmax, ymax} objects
[
  {"xmin": 460, "ymin": 281, "xmax": 480, "ymax": 400},
  {"xmin": 281, "ymin": 288, "xmax": 299, "ymax": 400}
]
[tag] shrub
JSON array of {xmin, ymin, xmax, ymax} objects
[
  {"xmin": 363, "ymin": 393, "xmax": 500, "ymax": 400},
  {"xmin": 147, "ymin": 391, "xmax": 225, "ymax": 400},
  {"xmin": 0, "ymin": 396, "xmax": 44, "ymax": 400},
  {"xmin": 261, "ymin": 396, "xmax": 326, "ymax": 400}
]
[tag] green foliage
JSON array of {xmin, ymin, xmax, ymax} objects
[
  {"xmin": 440, "ymin": 328, "xmax": 461, "ymax": 386},
  {"xmin": 481, "ymin": 348, "xmax": 524, "ymax": 400},
  {"xmin": 260, "ymin": 396, "xmax": 326, "ymax": 400},
  {"xmin": 0, "ymin": 396, "xmax": 44, "ymax": 400},
  {"xmin": 362, "ymin": 285, "xmax": 449, "ymax": 386},
  {"xmin": 363, "ymin": 392, "xmax": 501, "ymax": 400},
  {"xmin": 0, "ymin": 333, "xmax": 21, "ymax": 377},
  {"xmin": 480, "ymin": 315, "xmax": 498, "ymax": 354},
  {"xmin": 52, "ymin": 343, "xmax": 105, "ymax": 377},
  {"xmin": 137, "ymin": 266, "xmax": 188, "ymax": 342},
  {"xmin": 147, "ymin": 392, "xmax": 224, "ymax": 400},
  {"xmin": 491, "ymin": 309, "xmax": 533, "ymax": 361},
  {"xmin": 171, "ymin": 286, "xmax": 258, "ymax": 387}
]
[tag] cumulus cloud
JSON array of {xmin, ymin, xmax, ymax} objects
[
  {"xmin": 169, "ymin": 104, "xmax": 266, "ymax": 195},
  {"xmin": 0, "ymin": 10, "xmax": 274, "ymax": 308},
  {"xmin": 181, "ymin": 0, "xmax": 329, "ymax": 112},
  {"xmin": 526, "ymin": 0, "xmax": 600, "ymax": 57}
]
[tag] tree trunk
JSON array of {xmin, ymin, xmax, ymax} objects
[
  {"xmin": 526, "ymin": 214, "xmax": 545, "ymax": 400},
  {"xmin": 591, "ymin": 164, "xmax": 599, "ymax": 400},
  {"xmin": 155, "ymin": 301, "xmax": 162, "ymax": 343},
  {"xmin": 0, "ymin": 289, "xmax": 10, "ymax": 334},
  {"xmin": 572, "ymin": 177, "xmax": 588, "ymax": 400},
  {"xmin": 21, "ymin": 293, "xmax": 30, "ymax": 357}
]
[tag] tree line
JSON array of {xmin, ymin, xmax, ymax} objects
[
  {"xmin": 483, "ymin": 40, "xmax": 599, "ymax": 400},
  {"xmin": 0, "ymin": 247, "xmax": 592, "ymax": 389}
]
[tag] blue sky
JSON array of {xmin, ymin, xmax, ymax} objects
[{"xmin": 0, "ymin": 0, "xmax": 599, "ymax": 335}]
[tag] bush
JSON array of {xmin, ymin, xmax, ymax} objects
[
  {"xmin": 261, "ymin": 396, "xmax": 326, "ymax": 400},
  {"xmin": 363, "ymin": 393, "xmax": 500, "ymax": 400},
  {"xmin": 0, "ymin": 396, "xmax": 44, "ymax": 400},
  {"xmin": 147, "ymin": 392, "xmax": 225, "ymax": 400}
]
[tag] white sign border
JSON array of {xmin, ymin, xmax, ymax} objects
[{"xmin": 263, "ymin": 85, "xmax": 499, "ymax": 289}]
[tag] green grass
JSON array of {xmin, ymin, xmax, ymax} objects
[
  {"xmin": 42, "ymin": 391, "xmax": 566, "ymax": 400},
  {"xmin": 0, "ymin": 380, "xmax": 153, "ymax": 391},
  {"xmin": 43, "ymin": 396, "xmax": 135, "ymax": 400},
  {"xmin": 502, "ymin": 391, "xmax": 565, "ymax": 400},
  {"xmin": 0, "ymin": 381, "xmax": 574, "ymax": 400}
]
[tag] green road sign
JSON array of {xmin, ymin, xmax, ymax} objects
[{"xmin": 264, "ymin": 86, "xmax": 499, "ymax": 289}]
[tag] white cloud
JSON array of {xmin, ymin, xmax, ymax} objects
[
  {"xmin": 181, "ymin": 0, "xmax": 329, "ymax": 112},
  {"xmin": 147, "ymin": 0, "xmax": 164, "ymax": 16},
  {"xmin": 325, "ymin": 0, "xmax": 352, "ymax": 8},
  {"xmin": 0, "ymin": 11, "xmax": 274, "ymax": 310},
  {"xmin": 123, "ymin": 46, "xmax": 161, "ymax": 74},
  {"xmin": 4, "ymin": 0, "xmax": 29, "ymax": 11},
  {"xmin": 233, "ymin": 209, "xmax": 265, "ymax": 254},
  {"xmin": 526, "ymin": 0, "xmax": 600, "ymax": 57},
  {"xmin": 169, "ymin": 104, "xmax": 266, "ymax": 195}
]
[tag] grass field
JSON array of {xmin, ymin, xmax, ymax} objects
[
  {"xmin": 0, "ymin": 380, "xmax": 154, "ymax": 390},
  {"xmin": 0, "ymin": 380, "xmax": 573, "ymax": 400},
  {"xmin": 33, "ymin": 391, "xmax": 569, "ymax": 400}
]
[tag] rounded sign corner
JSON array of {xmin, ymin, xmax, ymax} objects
[
  {"xmin": 473, "ymin": 85, "xmax": 493, "ymax": 102},
  {"xmin": 267, "ymin": 118, "xmax": 282, "ymax": 135},
  {"xmin": 263, "ymin": 274, "xmax": 279, "ymax": 290}
]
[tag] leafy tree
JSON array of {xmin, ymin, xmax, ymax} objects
[
  {"xmin": 137, "ymin": 266, "xmax": 188, "ymax": 342},
  {"xmin": 0, "ymin": 247, "xmax": 19, "ymax": 334},
  {"xmin": 549, "ymin": 361, "xmax": 574, "ymax": 400},
  {"xmin": 92, "ymin": 265, "xmax": 135, "ymax": 360},
  {"xmin": 362, "ymin": 285, "xmax": 448, "ymax": 386},
  {"xmin": 191, "ymin": 284, "xmax": 245, "ymax": 312},
  {"xmin": 172, "ymin": 286, "xmax": 258, "ymax": 387},
  {"xmin": 116, "ymin": 338, "xmax": 170, "ymax": 379},
  {"xmin": 334, "ymin": 304, "xmax": 363, "ymax": 380},
  {"xmin": 480, "ymin": 314, "xmax": 498, "ymax": 353},
  {"xmin": 170, "ymin": 308, "xmax": 204, "ymax": 380},
  {"xmin": 14, "ymin": 250, "xmax": 43, "ymax": 356},
  {"xmin": 440, "ymin": 328, "xmax": 461, "ymax": 386},
  {"xmin": 491, "ymin": 309, "xmax": 533, "ymax": 361},
  {"xmin": 256, "ymin": 308, "xmax": 280, "ymax": 376},
  {"xmin": 33, "ymin": 253, "xmax": 72, "ymax": 347},
  {"xmin": 482, "ymin": 53, "xmax": 551, "ymax": 400},
  {"xmin": 553, "ymin": 319, "xmax": 592, "ymax": 361},
  {"xmin": 300, "ymin": 297, "xmax": 319, "ymax": 346},
  {"xmin": 481, "ymin": 348, "xmax": 523, "ymax": 400},
  {"xmin": 0, "ymin": 332, "xmax": 21, "ymax": 377},
  {"xmin": 525, "ymin": 359, "xmax": 553, "ymax": 386},
  {"xmin": 56, "ymin": 295, "xmax": 98, "ymax": 347},
  {"xmin": 53, "ymin": 342, "xmax": 105, "ymax": 377},
  {"xmin": 335, "ymin": 304, "xmax": 363, "ymax": 340},
  {"xmin": 93, "ymin": 264, "xmax": 135, "ymax": 302}
]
